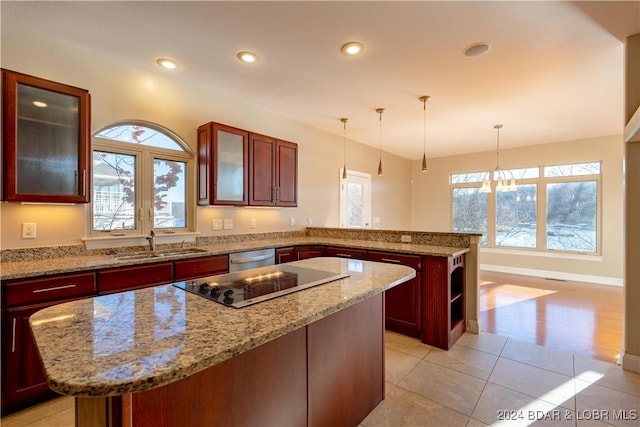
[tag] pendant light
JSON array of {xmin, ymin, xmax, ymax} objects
[
  {"xmin": 419, "ymin": 95, "xmax": 430, "ymax": 172},
  {"xmin": 341, "ymin": 117, "xmax": 348, "ymax": 179},
  {"xmin": 376, "ymin": 108, "xmax": 385, "ymax": 176}
]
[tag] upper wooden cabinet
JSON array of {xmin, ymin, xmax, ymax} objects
[
  {"xmin": 249, "ymin": 133, "xmax": 297, "ymax": 207},
  {"xmin": 198, "ymin": 122, "xmax": 298, "ymax": 207},
  {"xmin": 197, "ymin": 122, "xmax": 249, "ymax": 206},
  {"xmin": 1, "ymin": 69, "xmax": 91, "ymax": 203}
]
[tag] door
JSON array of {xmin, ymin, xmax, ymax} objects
[{"xmin": 339, "ymin": 169, "xmax": 371, "ymax": 228}]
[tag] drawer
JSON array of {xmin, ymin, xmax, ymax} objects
[
  {"xmin": 325, "ymin": 246, "xmax": 367, "ymax": 260},
  {"xmin": 367, "ymin": 251, "xmax": 421, "ymax": 271},
  {"xmin": 174, "ymin": 255, "xmax": 228, "ymax": 281},
  {"xmin": 4, "ymin": 272, "xmax": 97, "ymax": 307},
  {"xmin": 98, "ymin": 262, "xmax": 173, "ymax": 294}
]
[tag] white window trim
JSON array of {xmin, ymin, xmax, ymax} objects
[
  {"xmin": 450, "ymin": 163, "xmax": 602, "ymax": 255},
  {"xmin": 339, "ymin": 168, "xmax": 372, "ymax": 228},
  {"xmin": 87, "ymin": 121, "xmax": 195, "ymax": 246}
]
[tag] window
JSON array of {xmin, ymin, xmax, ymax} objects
[
  {"xmin": 339, "ymin": 169, "xmax": 372, "ymax": 228},
  {"xmin": 91, "ymin": 121, "xmax": 193, "ymax": 235},
  {"xmin": 451, "ymin": 162, "xmax": 601, "ymax": 254}
]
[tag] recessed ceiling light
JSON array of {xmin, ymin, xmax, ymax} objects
[
  {"xmin": 156, "ymin": 58, "xmax": 178, "ymax": 70},
  {"xmin": 463, "ymin": 42, "xmax": 491, "ymax": 58},
  {"xmin": 32, "ymin": 100, "xmax": 48, "ymax": 108},
  {"xmin": 341, "ymin": 41, "xmax": 364, "ymax": 56},
  {"xmin": 237, "ymin": 51, "xmax": 258, "ymax": 63}
]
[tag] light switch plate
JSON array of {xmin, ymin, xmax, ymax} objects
[
  {"xmin": 223, "ymin": 219, "xmax": 233, "ymax": 230},
  {"xmin": 250, "ymin": 218, "xmax": 256, "ymax": 229},
  {"xmin": 289, "ymin": 217, "xmax": 295, "ymax": 226},
  {"xmin": 212, "ymin": 219, "xmax": 223, "ymax": 230}
]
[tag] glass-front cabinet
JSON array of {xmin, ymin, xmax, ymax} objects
[
  {"xmin": 197, "ymin": 122, "xmax": 249, "ymax": 205},
  {"xmin": 1, "ymin": 69, "xmax": 91, "ymax": 202}
]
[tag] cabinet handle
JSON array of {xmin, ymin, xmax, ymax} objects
[
  {"xmin": 11, "ymin": 318, "xmax": 16, "ymax": 353},
  {"xmin": 381, "ymin": 258, "xmax": 402, "ymax": 264},
  {"xmin": 271, "ymin": 187, "xmax": 277, "ymax": 202},
  {"xmin": 336, "ymin": 253, "xmax": 352, "ymax": 258},
  {"xmin": 82, "ymin": 169, "xmax": 87, "ymax": 197},
  {"xmin": 33, "ymin": 284, "xmax": 77, "ymax": 293}
]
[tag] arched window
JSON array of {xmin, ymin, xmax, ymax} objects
[{"xmin": 91, "ymin": 120, "xmax": 193, "ymax": 236}]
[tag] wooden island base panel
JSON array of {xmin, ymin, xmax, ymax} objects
[
  {"xmin": 30, "ymin": 258, "xmax": 414, "ymax": 427},
  {"xmin": 77, "ymin": 294, "xmax": 384, "ymax": 427}
]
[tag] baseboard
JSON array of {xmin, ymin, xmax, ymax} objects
[
  {"xmin": 621, "ymin": 350, "xmax": 640, "ymax": 373},
  {"xmin": 480, "ymin": 264, "xmax": 623, "ymax": 287},
  {"xmin": 466, "ymin": 319, "xmax": 479, "ymax": 334}
]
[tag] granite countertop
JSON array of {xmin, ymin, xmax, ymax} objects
[
  {"xmin": 0, "ymin": 236, "xmax": 468, "ymax": 280},
  {"xmin": 29, "ymin": 257, "xmax": 415, "ymax": 397}
]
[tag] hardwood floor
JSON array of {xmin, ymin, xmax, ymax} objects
[{"xmin": 479, "ymin": 270, "xmax": 624, "ymax": 363}]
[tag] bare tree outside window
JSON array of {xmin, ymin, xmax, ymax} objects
[
  {"xmin": 546, "ymin": 181, "xmax": 597, "ymax": 251},
  {"xmin": 496, "ymin": 184, "xmax": 537, "ymax": 248},
  {"xmin": 452, "ymin": 187, "xmax": 487, "ymax": 244}
]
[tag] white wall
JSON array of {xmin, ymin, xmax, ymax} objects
[
  {"xmin": 0, "ymin": 28, "xmax": 412, "ymax": 249},
  {"xmin": 410, "ymin": 135, "xmax": 624, "ymax": 284}
]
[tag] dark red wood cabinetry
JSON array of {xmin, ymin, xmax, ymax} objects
[
  {"xmin": 1, "ymin": 272, "xmax": 97, "ymax": 415},
  {"xmin": 173, "ymin": 255, "xmax": 228, "ymax": 281},
  {"xmin": 98, "ymin": 262, "xmax": 173, "ymax": 295},
  {"xmin": 325, "ymin": 246, "xmax": 367, "ymax": 259},
  {"xmin": 367, "ymin": 251, "xmax": 423, "ymax": 338},
  {"xmin": 198, "ymin": 122, "xmax": 297, "ymax": 207},
  {"xmin": 249, "ymin": 133, "xmax": 298, "ymax": 207},
  {"xmin": 197, "ymin": 122, "xmax": 249, "ymax": 206},
  {"xmin": 296, "ymin": 245, "xmax": 326, "ymax": 260},
  {"xmin": 1, "ymin": 69, "xmax": 91, "ymax": 203},
  {"xmin": 423, "ymin": 254, "xmax": 466, "ymax": 349},
  {"xmin": 275, "ymin": 246, "xmax": 296, "ymax": 264}
]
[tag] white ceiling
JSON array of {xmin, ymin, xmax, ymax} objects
[{"xmin": 3, "ymin": 1, "xmax": 639, "ymax": 160}]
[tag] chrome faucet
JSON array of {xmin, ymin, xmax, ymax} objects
[{"xmin": 145, "ymin": 230, "xmax": 156, "ymax": 252}]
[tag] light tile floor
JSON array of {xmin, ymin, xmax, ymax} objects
[{"xmin": 2, "ymin": 331, "xmax": 639, "ymax": 427}]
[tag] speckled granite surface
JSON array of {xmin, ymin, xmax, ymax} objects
[
  {"xmin": 29, "ymin": 257, "xmax": 415, "ymax": 397},
  {"xmin": 0, "ymin": 234, "xmax": 471, "ymax": 281}
]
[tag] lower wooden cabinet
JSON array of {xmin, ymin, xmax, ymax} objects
[
  {"xmin": 173, "ymin": 255, "xmax": 228, "ymax": 281},
  {"xmin": 325, "ymin": 246, "xmax": 367, "ymax": 259},
  {"xmin": 367, "ymin": 251, "xmax": 423, "ymax": 338},
  {"xmin": 423, "ymin": 254, "xmax": 466, "ymax": 349},
  {"xmin": 296, "ymin": 245, "xmax": 326, "ymax": 260},
  {"xmin": 1, "ymin": 272, "xmax": 97, "ymax": 415},
  {"xmin": 275, "ymin": 246, "xmax": 296, "ymax": 264},
  {"xmin": 98, "ymin": 262, "xmax": 173, "ymax": 295}
]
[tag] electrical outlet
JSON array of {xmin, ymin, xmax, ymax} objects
[
  {"xmin": 250, "ymin": 218, "xmax": 256, "ymax": 229},
  {"xmin": 307, "ymin": 217, "xmax": 313, "ymax": 226},
  {"xmin": 289, "ymin": 217, "xmax": 295, "ymax": 226},
  {"xmin": 22, "ymin": 223, "xmax": 36, "ymax": 239},
  {"xmin": 400, "ymin": 235, "xmax": 412, "ymax": 243},
  {"xmin": 223, "ymin": 219, "xmax": 233, "ymax": 230},
  {"xmin": 212, "ymin": 219, "xmax": 223, "ymax": 230}
]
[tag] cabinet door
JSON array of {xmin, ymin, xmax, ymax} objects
[
  {"xmin": 2, "ymin": 303, "xmax": 60, "ymax": 415},
  {"xmin": 249, "ymin": 133, "xmax": 276, "ymax": 206},
  {"xmin": 197, "ymin": 122, "xmax": 248, "ymax": 206},
  {"xmin": 275, "ymin": 247, "xmax": 296, "ymax": 264},
  {"xmin": 2, "ymin": 69, "xmax": 90, "ymax": 203},
  {"xmin": 275, "ymin": 140, "xmax": 297, "ymax": 207},
  {"xmin": 367, "ymin": 251, "xmax": 422, "ymax": 338},
  {"xmin": 296, "ymin": 246, "xmax": 326, "ymax": 260},
  {"xmin": 98, "ymin": 262, "xmax": 173, "ymax": 294},
  {"xmin": 174, "ymin": 255, "xmax": 228, "ymax": 281},
  {"xmin": 325, "ymin": 246, "xmax": 367, "ymax": 259}
]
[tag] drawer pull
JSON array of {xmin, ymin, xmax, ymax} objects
[
  {"xmin": 381, "ymin": 258, "xmax": 402, "ymax": 264},
  {"xmin": 11, "ymin": 318, "xmax": 17, "ymax": 353},
  {"xmin": 336, "ymin": 253, "xmax": 352, "ymax": 258},
  {"xmin": 33, "ymin": 284, "xmax": 77, "ymax": 294}
]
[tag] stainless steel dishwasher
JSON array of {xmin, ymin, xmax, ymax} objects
[{"xmin": 228, "ymin": 248, "xmax": 276, "ymax": 272}]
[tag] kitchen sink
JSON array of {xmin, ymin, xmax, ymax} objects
[{"xmin": 115, "ymin": 248, "xmax": 207, "ymax": 260}]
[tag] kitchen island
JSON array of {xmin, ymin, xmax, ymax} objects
[{"xmin": 29, "ymin": 257, "xmax": 415, "ymax": 427}]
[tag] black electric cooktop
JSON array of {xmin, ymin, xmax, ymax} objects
[{"xmin": 173, "ymin": 264, "xmax": 349, "ymax": 308}]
